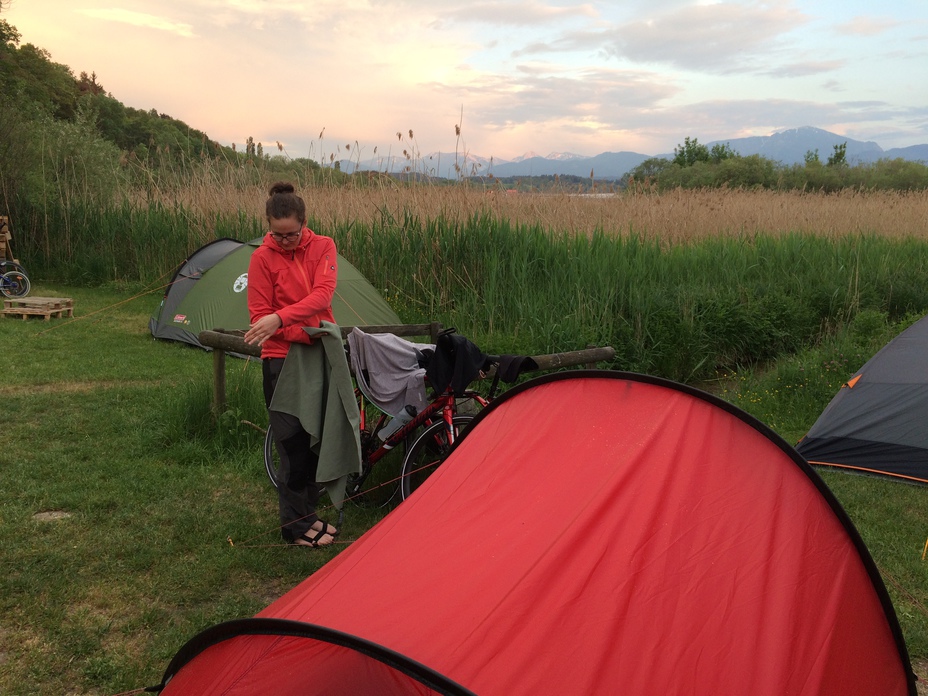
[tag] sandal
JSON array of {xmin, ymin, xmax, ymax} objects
[
  {"xmin": 290, "ymin": 527, "xmax": 335, "ymax": 548},
  {"xmin": 311, "ymin": 518, "xmax": 339, "ymax": 538}
]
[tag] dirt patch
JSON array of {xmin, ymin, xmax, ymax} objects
[{"xmin": 32, "ymin": 511, "xmax": 72, "ymax": 522}]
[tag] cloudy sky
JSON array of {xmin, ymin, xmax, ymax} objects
[{"xmin": 6, "ymin": 0, "xmax": 928, "ymax": 163}]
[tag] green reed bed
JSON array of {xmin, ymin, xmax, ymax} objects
[
  {"xmin": 338, "ymin": 212, "xmax": 928, "ymax": 380},
  {"xmin": 13, "ymin": 200, "xmax": 264, "ymax": 287},
  {"xmin": 11, "ymin": 198, "xmax": 928, "ymax": 383}
]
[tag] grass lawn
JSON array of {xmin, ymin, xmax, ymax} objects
[
  {"xmin": 1, "ymin": 284, "xmax": 927, "ymax": 693},
  {"xmin": 0, "ymin": 285, "xmax": 376, "ymax": 694}
]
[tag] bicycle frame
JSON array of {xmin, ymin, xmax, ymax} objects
[
  {"xmin": 346, "ymin": 387, "xmax": 487, "ymax": 498},
  {"xmin": 263, "ymin": 346, "xmax": 510, "ymax": 503}
]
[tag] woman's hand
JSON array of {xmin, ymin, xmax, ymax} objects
[{"xmin": 244, "ymin": 313, "xmax": 282, "ymax": 346}]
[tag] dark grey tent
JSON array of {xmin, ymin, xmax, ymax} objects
[
  {"xmin": 797, "ymin": 314, "xmax": 928, "ymax": 483},
  {"xmin": 150, "ymin": 237, "xmax": 401, "ymax": 349}
]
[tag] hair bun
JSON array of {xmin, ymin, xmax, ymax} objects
[{"xmin": 269, "ymin": 181, "xmax": 295, "ymax": 196}]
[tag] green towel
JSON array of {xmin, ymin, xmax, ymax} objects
[{"xmin": 269, "ymin": 321, "xmax": 362, "ymax": 509}]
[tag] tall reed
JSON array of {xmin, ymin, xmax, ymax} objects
[
  {"xmin": 162, "ymin": 184, "xmax": 928, "ymax": 243},
  {"xmin": 10, "ymin": 184, "xmax": 928, "ymax": 383},
  {"xmin": 335, "ymin": 214, "xmax": 928, "ymax": 380}
]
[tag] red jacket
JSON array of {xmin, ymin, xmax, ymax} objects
[{"xmin": 247, "ymin": 229, "xmax": 338, "ymax": 359}]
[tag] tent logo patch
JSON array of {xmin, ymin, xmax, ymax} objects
[
  {"xmin": 233, "ymin": 273, "xmax": 248, "ymax": 293},
  {"xmin": 173, "ymin": 314, "xmax": 187, "ymax": 324}
]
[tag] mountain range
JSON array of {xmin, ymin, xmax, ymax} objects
[{"xmin": 338, "ymin": 127, "xmax": 928, "ymax": 181}]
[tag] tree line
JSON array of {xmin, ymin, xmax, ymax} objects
[
  {"xmin": 624, "ymin": 136, "xmax": 928, "ymax": 192},
  {"xmin": 0, "ymin": 19, "xmax": 350, "ymax": 212}
]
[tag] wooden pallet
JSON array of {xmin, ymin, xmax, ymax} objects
[{"xmin": 2, "ymin": 296, "xmax": 74, "ymax": 320}]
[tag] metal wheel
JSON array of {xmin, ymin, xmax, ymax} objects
[
  {"xmin": 0, "ymin": 271, "xmax": 30, "ymax": 298},
  {"xmin": 263, "ymin": 425, "xmax": 282, "ymax": 489},
  {"xmin": 265, "ymin": 424, "xmax": 409, "ymax": 509},
  {"xmin": 400, "ymin": 415, "xmax": 474, "ymax": 500},
  {"xmin": 346, "ymin": 420, "xmax": 414, "ymax": 509},
  {"xmin": 0, "ymin": 261, "xmax": 26, "ymax": 275}
]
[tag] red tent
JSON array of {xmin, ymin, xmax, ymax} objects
[{"xmin": 155, "ymin": 372, "xmax": 915, "ymax": 695}]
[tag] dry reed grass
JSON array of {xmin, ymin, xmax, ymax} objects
[{"xmin": 149, "ymin": 181, "xmax": 928, "ymax": 244}]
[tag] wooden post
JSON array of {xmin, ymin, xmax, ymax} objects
[{"xmin": 585, "ymin": 344, "xmax": 597, "ymax": 369}]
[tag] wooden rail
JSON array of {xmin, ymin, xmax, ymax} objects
[
  {"xmin": 198, "ymin": 327, "xmax": 615, "ymax": 415},
  {"xmin": 199, "ymin": 325, "xmax": 443, "ymax": 414}
]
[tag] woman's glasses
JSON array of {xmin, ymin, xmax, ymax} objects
[{"xmin": 270, "ymin": 230, "xmax": 302, "ymax": 241}]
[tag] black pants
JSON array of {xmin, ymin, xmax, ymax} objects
[{"xmin": 263, "ymin": 357, "xmax": 321, "ymax": 541}]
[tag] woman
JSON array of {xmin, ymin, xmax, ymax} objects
[{"xmin": 244, "ymin": 181, "xmax": 340, "ymax": 547}]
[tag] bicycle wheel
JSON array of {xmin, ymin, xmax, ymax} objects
[
  {"xmin": 1, "ymin": 271, "xmax": 30, "ymax": 298},
  {"xmin": 400, "ymin": 415, "xmax": 473, "ymax": 501},
  {"xmin": 0, "ymin": 261, "xmax": 27, "ymax": 275},
  {"xmin": 264, "ymin": 426, "xmax": 402, "ymax": 507},
  {"xmin": 346, "ymin": 418, "xmax": 415, "ymax": 509},
  {"xmin": 263, "ymin": 425, "xmax": 282, "ymax": 489}
]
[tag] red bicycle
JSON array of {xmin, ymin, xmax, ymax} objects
[
  {"xmin": 263, "ymin": 328, "xmax": 536, "ymax": 506},
  {"xmin": 263, "ymin": 337, "xmax": 498, "ymax": 506}
]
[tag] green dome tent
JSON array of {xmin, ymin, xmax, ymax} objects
[{"xmin": 149, "ymin": 237, "xmax": 401, "ymax": 350}]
